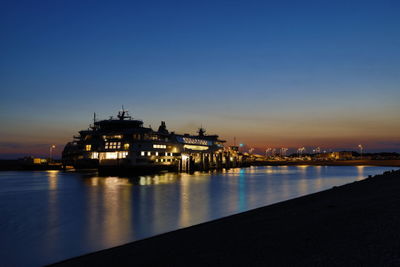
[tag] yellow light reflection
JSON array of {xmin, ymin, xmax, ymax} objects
[
  {"xmin": 47, "ymin": 170, "xmax": 59, "ymax": 190},
  {"xmin": 356, "ymin": 166, "xmax": 365, "ymax": 181},
  {"xmin": 179, "ymin": 176, "xmax": 191, "ymax": 227},
  {"xmin": 314, "ymin": 166, "xmax": 323, "ymax": 191},
  {"xmin": 46, "ymin": 170, "xmax": 60, "ymax": 251},
  {"xmin": 297, "ymin": 165, "xmax": 309, "ymax": 168},
  {"xmin": 85, "ymin": 176, "xmax": 133, "ymax": 248},
  {"xmin": 137, "ymin": 174, "xmax": 179, "ymax": 186}
]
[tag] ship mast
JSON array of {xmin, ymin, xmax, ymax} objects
[{"xmin": 117, "ymin": 105, "xmax": 132, "ymax": 120}]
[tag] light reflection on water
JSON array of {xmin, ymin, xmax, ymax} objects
[{"xmin": 0, "ymin": 166, "xmax": 397, "ymax": 267}]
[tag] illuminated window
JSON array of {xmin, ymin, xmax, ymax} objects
[
  {"xmin": 118, "ymin": 151, "xmax": 128, "ymax": 158},
  {"xmin": 101, "ymin": 152, "xmax": 128, "ymax": 159},
  {"xmin": 147, "ymin": 152, "xmax": 151, "ymax": 156},
  {"xmin": 91, "ymin": 152, "xmax": 99, "ymax": 159},
  {"xmin": 183, "ymin": 144, "xmax": 208, "ymax": 151},
  {"xmin": 165, "ymin": 152, "xmax": 168, "ymax": 156},
  {"xmin": 124, "ymin": 143, "xmax": 130, "ymax": 150},
  {"xmin": 104, "ymin": 135, "xmax": 122, "ymax": 140},
  {"xmin": 105, "ymin": 152, "xmax": 118, "ymax": 159},
  {"xmin": 105, "ymin": 142, "xmax": 121, "ymax": 150},
  {"xmin": 85, "ymin": 145, "xmax": 91, "ymax": 151},
  {"xmin": 153, "ymin": 144, "xmax": 167, "ymax": 149},
  {"xmin": 156, "ymin": 152, "xmax": 159, "ymax": 156},
  {"xmin": 141, "ymin": 151, "xmax": 145, "ymax": 156}
]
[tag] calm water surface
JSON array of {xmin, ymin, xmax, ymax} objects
[{"xmin": 0, "ymin": 166, "xmax": 397, "ymax": 267}]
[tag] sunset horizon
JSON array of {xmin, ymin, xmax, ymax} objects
[{"xmin": 1, "ymin": 1, "xmax": 399, "ymax": 159}]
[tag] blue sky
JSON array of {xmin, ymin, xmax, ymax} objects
[{"xmin": 0, "ymin": 0, "xmax": 399, "ymax": 158}]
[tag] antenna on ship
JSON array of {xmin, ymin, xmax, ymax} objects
[
  {"xmin": 117, "ymin": 105, "xmax": 132, "ymax": 120},
  {"xmin": 90, "ymin": 112, "xmax": 97, "ymax": 130},
  {"xmin": 198, "ymin": 125, "xmax": 206, "ymax": 137}
]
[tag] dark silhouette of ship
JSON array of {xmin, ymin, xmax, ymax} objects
[{"xmin": 62, "ymin": 109, "xmax": 243, "ymax": 173}]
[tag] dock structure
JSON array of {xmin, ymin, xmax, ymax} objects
[{"xmin": 62, "ymin": 110, "xmax": 245, "ymax": 173}]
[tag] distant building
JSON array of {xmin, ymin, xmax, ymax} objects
[
  {"xmin": 22, "ymin": 156, "xmax": 48, "ymax": 165},
  {"xmin": 315, "ymin": 151, "xmax": 354, "ymax": 160}
]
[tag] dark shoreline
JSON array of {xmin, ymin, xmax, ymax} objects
[{"xmin": 50, "ymin": 168, "xmax": 400, "ymax": 267}]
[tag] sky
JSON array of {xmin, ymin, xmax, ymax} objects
[{"xmin": 0, "ymin": 0, "xmax": 399, "ymax": 158}]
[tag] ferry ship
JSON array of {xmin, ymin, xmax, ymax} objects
[{"xmin": 62, "ymin": 109, "xmax": 243, "ymax": 173}]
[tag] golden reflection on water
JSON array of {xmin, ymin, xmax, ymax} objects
[
  {"xmin": 357, "ymin": 166, "xmax": 366, "ymax": 181},
  {"xmin": 39, "ymin": 165, "xmax": 381, "ymax": 258},
  {"xmin": 178, "ymin": 173, "xmax": 210, "ymax": 227},
  {"xmin": 46, "ymin": 170, "xmax": 60, "ymax": 251},
  {"xmin": 85, "ymin": 176, "xmax": 133, "ymax": 247},
  {"xmin": 297, "ymin": 166, "xmax": 309, "ymax": 195},
  {"xmin": 139, "ymin": 173, "xmax": 179, "ymax": 185},
  {"xmin": 47, "ymin": 170, "xmax": 59, "ymax": 190},
  {"xmin": 314, "ymin": 166, "xmax": 323, "ymax": 191},
  {"xmin": 88, "ymin": 176, "xmax": 131, "ymax": 187},
  {"xmin": 77, "ymin": 166, "xmax": 371, "ymax": 248},
  {"xmin": 179, "ymin": 175, "xmax": 190, "ymax": 227}
]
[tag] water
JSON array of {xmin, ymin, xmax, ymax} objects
[{"xmin": 0, "ymin": 166, "xmax": 397, "ymax": 267}]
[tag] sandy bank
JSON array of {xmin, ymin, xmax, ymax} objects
[{"xmin": 50, "ymin": 169, "xmax": 400, "ymax": 267}]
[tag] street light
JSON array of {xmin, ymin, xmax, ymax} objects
[
  {"xmin": 358, "ymin": 144, "xmax": 363, "ymax": 159},
  {"xmin": 49, "ymin": 145, "xmax": 56, "ymax": 163}
]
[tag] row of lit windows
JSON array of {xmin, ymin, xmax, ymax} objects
[
  {"xmin": 103, "ymin": 151, "xmax": 128, "ymax": 159},
  {"xmin": 132, "ymin": 134, "xmax": 169, "ymax": 141},
  {"xmin": 105, "ymin": 142, "xmax": 121, "ymax": 149},
  {"xmin": 153, "ymin": 144, "xmax": 167, "ymax": 149},
  {"xmin": 155, "ymin": 158, "xmax": 175, "ymax": 162},
  {"xmin": 91, "ymin": 152, "xmax": 129, "ymax": 160},
  {"xmin": 87, "ymin": 143, "xmax": 130, "ymax": 151},
  {"xmin": 103, "ymin": 135, "xmax": 122, "ymax": 140},
  {"xmin": 140, "ymin": 151, "xmax": 174, "ymax": 157}
]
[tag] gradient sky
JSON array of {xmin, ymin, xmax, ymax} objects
[{"xmin": 1, "ymin": 0, "xmax": 399, "ymax": 158}]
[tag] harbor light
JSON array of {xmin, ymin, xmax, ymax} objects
[
  {"xmin": 358, "ymin": 144, "xmax": 363, "ymax": 159},
  {"xmin": 49, "ymin": 145, "xmax": 56, "ymax": 163}
]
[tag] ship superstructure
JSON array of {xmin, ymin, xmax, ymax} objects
[{"xmin": 62, "ymin": 109, "xmax": 242, "ymax": 173}]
